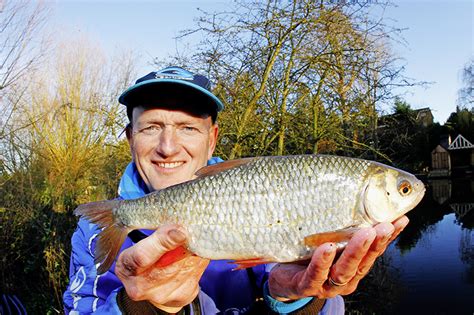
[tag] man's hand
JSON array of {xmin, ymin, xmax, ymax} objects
[
  {"xmin": 115, "ymin": 224, "xmax": 209, "ymax": 313},
  {"xmin": 268, "ymin": 216, "xmax": 409, "ymax": 301}
]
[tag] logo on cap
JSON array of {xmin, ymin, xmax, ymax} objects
[{"xmin": 154, "ymin": 68, "xmax": 194, "ymax": 81}]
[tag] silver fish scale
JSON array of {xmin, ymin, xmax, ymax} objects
[{"xmin": 122, "ymin": 155, "xmax": 372, "ymax": 262}]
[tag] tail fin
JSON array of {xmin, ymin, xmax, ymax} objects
[{"xmin": 74, "ymin": 200, "xmax": 129, "ymax": 274}]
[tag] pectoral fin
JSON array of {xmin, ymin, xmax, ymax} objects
[{"xmin": 304, "ymin": 228, "xmax": 358, "ymax": 247}]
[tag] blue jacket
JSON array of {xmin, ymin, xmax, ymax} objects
[{"xmin": 63, "ymin": 160, "xmax": 343, "ymax": 314}]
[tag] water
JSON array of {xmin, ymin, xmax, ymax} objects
[{"xmin": 385, "ymin": 179, "xmax": 474, "ymax": 315}]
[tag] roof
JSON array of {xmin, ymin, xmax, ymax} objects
[
  {"xmin": 413, "ymin": 107, "xmax": 432, "ymax": 113},
  {"xmin": 432, "ymin": 144, "xmax": 449, "ymax": 153},
  {"xmin": 448, "ymin": 134, "xmax": 474, "ymax": 150}
]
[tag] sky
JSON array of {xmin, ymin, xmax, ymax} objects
[{"xmin": 49, "ymin": 0, "xmax": 473, "ymax": 124}]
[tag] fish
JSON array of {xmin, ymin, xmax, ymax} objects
[{"xmin": 75, "ymin": 154, "xmax": 425, "ymax": 274}]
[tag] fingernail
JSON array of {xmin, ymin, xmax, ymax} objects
[
  {"xmin": 358, "ymin": 265, "xmax": 370, "ymax": 275},
  {"xmin": 324, "ymin": 244, "xmax": 335, "ymax": 258},
  {"xmin": 363, "ymin": 238, "xmax": 373, "ymax": 250},
  {"xmin": 399, "ymin": 224, "xmax": 408, "ymax": 234},
  {"xmin": 400, "ymin": 217, "xmax": 410, "ymax": 229},
  {"xmin": 168, "ymin": 229, "xmax": 186, "ymax": 243},
  {"xmin": 382, "ymin": 232, "xmax": 394, "ymax": 244}
]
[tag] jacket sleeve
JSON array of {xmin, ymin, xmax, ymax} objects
[
  {"xmin": 261, "ymin": 264, "xmax": 344, "ymax": 314},
  {"xmin": 63, "ymin": 218, "xmax": 123, "ymax": 314}
]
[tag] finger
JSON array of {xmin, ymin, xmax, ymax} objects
[
  {"xmin": 124, "ymin": 253, "xmax": 209, "ymax": 301},
  {"xmin": 329, "ymin": 228, "xmax": 376, "ymax": 286},
  {"xmin": 268, "ymin": 243, "xmax": 336, "ymax": 300},
  {"xmin": 389, "ymin": 216, "xmax": 409, "ymax": 243},
  {"xmin": 149, "ymin": 254, "xmax": 209, "ymax": 278},
  {"xmin": 370, "ymin": 222, "xmax": 395, "ymax": 254},
  {"xmin": 353, "ymin": 222, "xmax": 394, "ymax": 279},
  {"xmin": 145, "ymin": 256, "xmax": 208, "ymax": 302},
  {"xmin": 299, "ymin": 243, "xmax": 337, "ymax": 292},
  {"xmin": 148, "ymin": 278, "xmax": 201, "ymax": 312},
  {"xmin": 117, "ymin": 224, "xmax": 187, "ymax": 276}
]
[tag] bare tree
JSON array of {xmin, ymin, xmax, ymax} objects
[
  {"xmin": 0, "ymin": 0, "xmax": 50, "ymax": 143},
  {"xmin": 0, "ymin": 0, "xmax": 49, "ymax": 89},
  {"xmin": 458, "ymin": 58, "xmax": 474, "ymax": 108},
  {"xmin": 179, "ymin": 0, "xmax": 410, "ymax": 158}
]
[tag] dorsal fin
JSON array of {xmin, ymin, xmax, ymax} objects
[{"xmin": 195, "ymin": 157, "xmax": 257, "ymax": 178}]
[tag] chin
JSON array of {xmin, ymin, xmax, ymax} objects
[{"xmin": 150, "ymin": 178, "xmax": 185, "ymax": 191}]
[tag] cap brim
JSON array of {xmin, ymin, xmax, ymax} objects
[{"xmin": 118, "ymin": 79, "xmax": 224, "ymax": 112}]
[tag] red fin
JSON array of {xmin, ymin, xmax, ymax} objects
[
  {"xmin": 195, "ymin": 157, "xmax": 257, "ymax": 177},
  {"xmin": 96, "ymin": 224, "xmax": 129, "ymax": 274},
  {"xmin": 304, "ymin": 228, "xmax": 358, "ymax": 247},
  {"xmin": 231, "ymin": 258, "xmax": 271, "ymax": 270},
  {"xmin": 74, "ymin": 200, "xmax": 121, "ymax": 227},
  {"xmin": 74, "ymin": 200, "xmax": 129, "ymax": 274},
  {"xmin": 155, "ymin": 246, "xmax": 192, "ymax": 268}
]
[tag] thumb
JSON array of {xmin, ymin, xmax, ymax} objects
[
  {"xmin": 154, "ymin": 227, "xmax": 191, "ymax": 268},
  {"xmin": 151, "ymin": 224, "xmax": 188, "ymax": 251},
  {"xmin": 117, "ymin": 225, "xmax": 188, "ymax": 275},
  {"xmin": 142, "ymin": 224, "xmax": 188, "ymax": 262}
]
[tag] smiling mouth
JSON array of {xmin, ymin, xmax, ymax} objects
[{"xmin": 155, "ymin": 161, "xmax": 184, "ymax": 169}]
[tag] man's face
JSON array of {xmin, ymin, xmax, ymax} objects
[{"xmin": 127, "ymin": 106, "xmax": 218, "ymax": 191}]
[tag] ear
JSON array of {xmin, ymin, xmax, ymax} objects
[
  {"xmin": 125, "ymin": 123, "xmax": 135, "ymax": 160},
  {"xmin": 208, "ymin": 123, "xmax": 219, "ymax": 160}
]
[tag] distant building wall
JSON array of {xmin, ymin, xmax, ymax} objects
[
  {"xmin": 415, "ymin": 108, "xmax": 434, "ymax": 127},
  {"xmin": 432, "ymin": 145, "xmax": 450, "ymax": 170}
]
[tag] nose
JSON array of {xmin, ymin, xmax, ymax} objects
[{"xmin": 155, "ymin": 127, "xmax": 180, "ymax": 157}]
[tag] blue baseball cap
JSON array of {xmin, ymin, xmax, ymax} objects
[{"xmin": 119, "ymin": 66, "xmax": 224, "ymax": 120}]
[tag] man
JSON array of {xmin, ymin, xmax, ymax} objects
[{"xmin": 63, "ymin": 66, "xmax": 409, "ymax": 314}]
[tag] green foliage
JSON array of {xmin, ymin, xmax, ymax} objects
[
  {"xmin": 446, "ymin": 106, "xmax": 474, "ymax": 142},
  {"xmin": 1, "ymin": 0, "xmax": 464, "ymax": 312},
  {"xmin": 0, "ymin": 37, "xmax": 134, "ymax": 312},
  {"xmin": 0, "ymin": 140, "xmax": 130, "ymax": 313}
]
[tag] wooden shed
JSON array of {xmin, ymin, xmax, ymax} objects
[
  {"xmin": 431, "ymin": 144, "xmax": 451, "ymax": 177},
  {"xmin": 430, "ymin": 134, "xmax": 474, "ymax": 177},
  {"xmin": 448, "ymin": 134, "xmax": 474, "ymax": 176}
]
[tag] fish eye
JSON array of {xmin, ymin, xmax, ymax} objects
[{"xmin": 398, "ymin": 181, "xmax": 412, "ymax": 196}]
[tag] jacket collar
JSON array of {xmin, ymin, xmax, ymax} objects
[{"xmin": 118, "ymin": 157, "xmax": 223, "ymax": 200}]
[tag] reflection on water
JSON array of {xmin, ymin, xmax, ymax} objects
[{"xmin": 347, "ymin": 179, "xmax": 474, "ymax": 315}]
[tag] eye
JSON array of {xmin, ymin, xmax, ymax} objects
[
  {"xmin": 181, "ymin": 126, "xmax": 198, "ymax": 134},
  {"xmin": 141, "ymin": 125, "xmax": 161, "ymax": 135},
  {"xmin": 398, "ymin": 181, "xmax": 412, "ymax": 196}
]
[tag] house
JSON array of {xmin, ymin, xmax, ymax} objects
[
  {"xmin": 378, "ymin": 107, "xmax": 434, "ymax": 129},
  {"xmin": 414, "ymin": 108, "xmax": 434, "ymax": 127},
  {"xmin": 431, "ymin": 136, "xmax": 451, "ymax": 177},
  {"xmin": 430, "ymin": 134, "xmax": 474, "ymax": 177}
]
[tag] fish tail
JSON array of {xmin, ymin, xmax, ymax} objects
[{"xmin": 74, "ymin": 200, "xmax": 129, "ymax": 274}]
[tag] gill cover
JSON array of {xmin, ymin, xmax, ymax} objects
[{"xmin": 363, "ymin": 165, "xmax": 425, "ymax": 224}]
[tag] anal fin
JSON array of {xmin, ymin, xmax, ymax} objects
[{"xmin": 231, "ymin": 258, "xmax": 272, "ymax": 270}]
